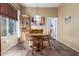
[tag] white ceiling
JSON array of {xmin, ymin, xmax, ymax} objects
[{"xmin": 20, "ymin": 3, "xmax": 61, "ymax": 7}]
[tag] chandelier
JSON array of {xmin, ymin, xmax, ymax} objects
[{"xmin": 34, "ymin": 1, "xmax": 41, "ymax": 21}]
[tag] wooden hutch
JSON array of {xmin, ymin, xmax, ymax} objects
[
  {"xmin": 20, "ymin": 15, "xmax": 31, "ymax": 32},
  {"xmin": 20, "ymin": 15, "xmax": 31, "ymax": 43}
]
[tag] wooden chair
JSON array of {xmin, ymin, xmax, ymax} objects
[
  {"xmin": 42, "ymin": 30, "xmax": 51, "ymax": 49},
  {"xmin": 19, "ymin": 28, "xmax": 31, "ymax": 49},
  {"xmin": 31, "ymin": 29, "xmax": 43, "ymax": 55},
  {"xmin": 32, "ymin": 36, "xmax": 43, "ymax": 55}
]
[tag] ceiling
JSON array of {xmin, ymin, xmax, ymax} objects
[{"xmin": 20, "ymin": 3, "xmax": 61, "ymax": 8}]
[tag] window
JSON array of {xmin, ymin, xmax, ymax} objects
[
  {"xmin": 1, "ymin": 16, "xmax": 17, "ymax": 36},
  {"xmin": 1, "ymin": 16, "xmax": 7, "ymax": 36},
  {"xmin": 8, "ymin": 19, "xmax": 16, "ymax": 35}
]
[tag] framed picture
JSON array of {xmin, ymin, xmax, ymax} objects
[
  {"xmin": 31, "ymin": 16, "xmax": 45, "ymax": 26},
  {"xmin": 64, "ymin": 16, "xmax": 71, "ymax": 24}
]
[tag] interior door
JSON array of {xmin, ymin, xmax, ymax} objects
[{"xmin": 50, "ymin": 17, "xmax": 57, "ymax": 40}]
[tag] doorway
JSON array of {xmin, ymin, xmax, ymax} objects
[{"xmin": 47, "ymin": 17, "xmax": 57, "ymax": 40}]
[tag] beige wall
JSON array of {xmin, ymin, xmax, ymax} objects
[
  {"xmin": 22, "ymin": 7, "xmax": 58, "ymax": 17},
  {"xmin": 22, "ymin": 7, "xmax": 58, "ymax": 32},
  {"xmin": 58, "ymin": 3, "xmax": 79, "ymax": 52},
  {"xmin": 1, "ymin": 35, "xmax": 18, "ymax": 53}
]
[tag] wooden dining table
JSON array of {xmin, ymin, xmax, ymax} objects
[{"xmin": 31, "ymin": 33, "xmax": 49, "ymax": 52}]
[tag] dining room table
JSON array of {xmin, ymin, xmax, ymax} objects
[{"xmin": 31, "ymin": 33, "xmax": 49, "ymax": 52}]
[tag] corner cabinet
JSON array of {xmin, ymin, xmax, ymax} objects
[
  {"xmin": 20, "ymin": 15, "xmax": 31, "ymax": 33},
  {"xmin": 20, "ymin": 15, "xmax": 31, "ymax": 43}
]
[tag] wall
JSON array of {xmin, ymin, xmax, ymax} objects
[
  {"xmin": 22, "ymin": 7, "xmax": 58, "ymax": 33},
  {"xmin": 58, "ymin": 3, "xmax": 79, "ymax": 52},
  {"xmin": 22, "ymin": 7, "xmax": 58, "ymax": 17},
  {"xmin": 1, "ymin": 35, "xmax": 18, "ymax": 53}
]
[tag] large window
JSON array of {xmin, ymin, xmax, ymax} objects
[
  {"xmin": 8, "ymin": 19, "xmax": 16, "ymax": 35},
  {"xmin": 1, "ymin": 16, "xmax": 17, "ymax": 36},
  {"xmin": 1, "ymin": 16, "xmax": 7, "ymax": 36}
]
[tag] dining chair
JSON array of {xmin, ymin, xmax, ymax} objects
[
  {"xmin": 42, "ymin": 30, "xmax": 51, "ymax": 50},
  {"xmin": 31, "ymin": 29, "xmax": 43, "ymax": 55},
  {"xmin": 32, "ymin": 36, "xmax": 43, "ymax": 55}
]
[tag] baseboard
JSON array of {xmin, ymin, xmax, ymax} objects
[
  {"xmin": 1, "ymin": 42, "xmax": 18, "ymax": 54},
  {"xmin": 58, "ymin": 40, "xmax": 79, "ymax": 53}
]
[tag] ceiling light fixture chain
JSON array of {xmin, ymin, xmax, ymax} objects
[{"xmin": 36, "ymin": 0, "xmax": 38, "ymax": 15}]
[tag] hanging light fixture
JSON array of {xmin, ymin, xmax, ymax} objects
[
  {"xmin": 34, "ymin": 0, "xmax": 41, "ymax": 21},
  {"xmin": 36, "ymin": 2, "xmax": 38, "ymax": 15}
]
